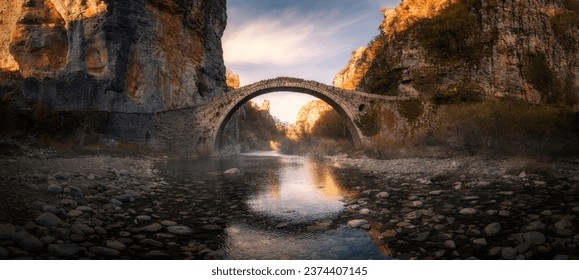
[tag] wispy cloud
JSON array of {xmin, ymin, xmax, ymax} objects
[{"xmin": 223, "ymin": 9, "xmax": 353, "ymax": 66}]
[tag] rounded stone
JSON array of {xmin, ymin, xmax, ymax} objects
[
  {"xmin": 89, "ymin": 246, "xmax": 121, "ymax": 258},
  {"xmin": 47, "ymin": 184, "xmax": 62, "ymax": 194},
  {"xmin": 167, "ymin": 225, "xmax": 194, "ymax": 235},
  {"xmin": 501, "ymin": 247, "xmax": 517, "ymax": 260},
  {"xmin": 484, "ymin": 222, "xmax": 501, "ymax": 236},
  {"xmin": 34, "ymin": 212, "xmax": 63, "ymax": 228},
  {"xmin": 160, "ymin": 220, "xmax": 178, "ymax": 227},
  {"xmin": 443, "ymin": 240, "xmax": 456, "ymax": 249},
  {"xmin": 136, "ymin": 215, "xmax": 151, "ymax": 223},
  {"xmin": 359, "ymin": 208, "xmax": 370, "ymax": 215},
  {"xmin": 200, "ymin": 224, "xmax": 221, "ymax": 232},
  {"xmin": 376, "ymin": 192, "xmax": 390, "ymax": 199},
  {"xmin": 410, "ymin": 201, "xmax": 424, "ymax": 208},
  {"xmin": 223, "ymin": 168, "xmax": 240, "ymax": 175},
  {"xmin": 106, "ymin": 240, "xmax": 126, "ymax": 251},
  {"xmin": 473, "ymin": 238, "xmax": 487, "ymax": 246},
  {"xmin": 459, "ymin": 208, "xmax": 477, "ymax": 215},
  {"xmin": 524, "ymin": 231, "xmax": 546, "ymax": 245},
  {"xmin": 48, "ymin": 244, "xmax": 80, "ymax": 257},
  {"xmin": 12, "ymin": 231, "xmax": 43, "ymax": 252},
  {"xmin": 347, "ymin": 219, "xmax": 369, "ymax": 228},
  {"xmin": 67, "ymin": 209, "xmax": 83, "ymax": 218}
]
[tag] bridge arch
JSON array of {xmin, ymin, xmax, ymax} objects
[{"xmin": 212, "ymin": 77, "xmax": 364, "ymax": 153}]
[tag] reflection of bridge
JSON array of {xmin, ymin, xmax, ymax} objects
[{"xmin": 155, "ymin": 77, "xmax": 410, "ymax": 156}]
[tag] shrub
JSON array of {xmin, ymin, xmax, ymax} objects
[
  {"xmin": 523, "ymin": 53, "xmax": 563, "ymax": 104},
  {"xmin": 398, "ymin": 99, "xmax": 424, "ymax": 123},
  {"xmin": 414, "ymin": 0, "xmax": 493, "ymax": 64},
  {"xmin": 355, "ymin": 103, "xmax": 382, "ymax": 137}
]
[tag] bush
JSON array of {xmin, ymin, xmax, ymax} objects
[
  {"xmin": 355, "ymin": 103, "xmax": 382, "ymax": 137},
  {"xmin": 429, "ymin": 100, "xmax": 578, "ymax": 156},
  {"xmin": 398, "ymin": 99, "xmax": 424, "ymax": 123},
  {"xmin": 523, "ymin": 53, "xmax": 563, "ymax": 104},
  {"xmin": 414, "ymin": 0, "xmax": 493, "ymax": 64}
]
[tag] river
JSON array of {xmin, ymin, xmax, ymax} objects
[{"xmin": 154, "ymin": 151, "xmax": 386, "ymax": 260}]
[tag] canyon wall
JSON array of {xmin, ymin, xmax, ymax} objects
[
  {"xmin": 1, "ymin": 0, "xmax": 227, "ymax": 113},
  {"xmin": 334, "ymin": 0, "xmax": 579, "ymax": 110}
]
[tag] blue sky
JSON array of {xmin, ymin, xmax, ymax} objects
[{"xmin": 223, "ymin": 0, "xmax": 401, "ymax": 123}]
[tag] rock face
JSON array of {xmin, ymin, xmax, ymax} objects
[
  {"xmin": 334, "ymin": 0, "xmax": 579, "ymax": 110},
  {"xmin": 291, "ymin": 100, "xmax": 349, "ymax": 139},
  {"xmin": 1, "ymin": 0, "xmax": 227, "ymax": 113}
]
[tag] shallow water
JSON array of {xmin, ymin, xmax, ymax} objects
[{"xmin": 155, "ymin": 151, "xmax": 386, "ymax": 259}]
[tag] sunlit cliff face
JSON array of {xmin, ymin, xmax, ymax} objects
[{"xmin": 380, "ymin": 0, "xmax": 457, "ymax": 36}]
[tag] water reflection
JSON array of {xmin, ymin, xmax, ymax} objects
[
  {"xmin": 223, "ymin": 223, "xmax": 386, "ymax": 260},
  {"xmin": 246, "ymin": 155, "xmax": 346, "ymax": 222}
]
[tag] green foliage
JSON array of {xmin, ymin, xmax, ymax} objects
[
  {"xmin": 415, "ymin": 0, "xmax": 493, "ymax": 64},
  {"xmin": 523, "ymin": 53, "xmax": 563, "ymax": 104},
  {"xmin": 398, "ymin": 99, "xmax": 423, "ymax": 123},
  {"xmin": 355, "ymin": 103, "xmax": 382, "ymax": 137}
]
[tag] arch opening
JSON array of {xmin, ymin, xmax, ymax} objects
[{"xmin": 214, "ymin": 86, "xmax": 363, "ymax": 154}]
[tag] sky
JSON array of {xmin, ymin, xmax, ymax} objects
[{"xmin": 223, "ymin": 0, "xmax": 402, "ymax": 123}]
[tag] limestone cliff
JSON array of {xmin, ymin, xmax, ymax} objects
[
  {"xmin": 334, "ymin": 0, "xmax": 579, "ymax": 110},
  {"xmin": 291, "ymin": 100, "xmax": 349, "ymax": 140},
  {"xmin": 0, "ymin": 0, "xmax": 227, "ymax": 113}
]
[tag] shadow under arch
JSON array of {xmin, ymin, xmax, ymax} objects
[{"xmin": 214, "ymin": 85, "xmax": 363, "ymax": 153}]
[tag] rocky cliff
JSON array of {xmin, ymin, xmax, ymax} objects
[
  {"xmin": 291, "ymin": 100, "xmax": 349, "ymax": 139},
  {"xmin": 0, "ymin": 0, "xmax": 227, "ymax": 113},
  {"xmin": 334, "ymin": 0, "xmax": 579, "ymax": 110}
]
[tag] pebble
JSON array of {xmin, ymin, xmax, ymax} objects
[
  {"xmin": 48, "ymin": 244, "xmax": 79, "ymax": 257},
  {"xmin": 473, "ymin": 238, "xmax": 487, "ymax": 246},
  {"xmin": 89, "ymin": 246, "xmax": 121, "ymax": 258},
  {"xmin": 477, "ymin": 182, "xmax": 491, "ymax": 187},
  {"xmin": 488, "ymin": 247, "xmax": 502, "ymax": 256},
  {"xmin": 501, "ymin": 247, "xmax": 517, "ymax": 260},
  {"xmin": 140, "ymin": 223, "xmax": 164, "ymax": 233},
  {"xmin": 12, "ymin": 231, "xmax": 43, "ymax": 252},
  {"xmin": 135, "ymin": 215, "xmax": 152, "ymax": 223},
  {"xmin": 223, "ymin": 168, "xmax": 240, "ymax": 175},
  {"xmin": 167, "ymin": 225, "xmax": 194, "ymax": 235},
  {"xmin": 498, "ymin": 210, "xmax": 511, "ymax": 217},
  {"xmin": 484, "ymin": 222, "xmax": 501, "ymax": 236},
  {"xmin": 141, "ymin": 239, "xmax": 164, "ymax": 248},
  {"xmin": 524, "ymin": 231, "xmax": 546, "ymax": 245},
  {"xmin": 161, "ymin": 220, "xmax": 178, "ymax": 226},
  {"xmin": 376, "ymin": 192, "xmax": 390, "ymax": 199},
  {"xmin": 0, "ymin": 224, "xmax": 16, "ymax": 238},
  {"xmin": 410, "ymin": 201, "xmax": 423, "ymax": 208},
  {"xmin": 347, "ymin": 219, "xmax": 369, "ymax": 228},
  {"xmin": 359, "ymin": 208, "xmax": 370, "ymax": 215},
  {"xmin": 459, "ymin": 208, "xmax": 478, "ymax": 215},
  {"xmin": 34, "ymin": 212, "xmax": 63, "ymax": 228},
  {"xmin": 71, "ymin": 224, "xmax": 94, "ymax": 235},
  {"xmin": 106, "ymin": 241, "xmax": 126, "ymax": 251},
  {"xmin": 47, "ymin": 184, "xmax": 63, "ymax": 194},
  {"xmin": 554, "ymin": 219, "xmax": 573, "ymax": 236},
  {"xmin": 443, "ymin": 240, "xmax": 456, "ymax": 249},
  {"xmin": 428, "ymin": 190, "xmax": 443, "ymax": 196},
  {"xmin": 67, "ymin": 210, "xmax": 83, "ymax": 218},
  {"xmin": 76, "ymin": 206, "xmax": 93, "ymax": 212}
]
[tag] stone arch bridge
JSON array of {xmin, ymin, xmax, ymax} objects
[{"xmin": 153, "ymin": 77, "xmax": 413, "ymax": 156}]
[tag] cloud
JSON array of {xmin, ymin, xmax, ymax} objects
[{"xmin": 223, "ymin": 9, "xmax": 352, "ymax": 66}]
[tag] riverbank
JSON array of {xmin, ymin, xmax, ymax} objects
[
  {"xmin": 329, "ymin": 154, "xmax": 579, "ymax": 259},
  {"xmin": 1, "ymin": 140, "xmax": 577, "ymax": 259}
]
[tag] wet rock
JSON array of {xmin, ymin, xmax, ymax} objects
[
  {"xmin": 144, "ymin": 250, "xmax": 170, "ymax": 259},
  {"xmin": 40, "ymin": 235, "xmax": 56, "ymax": 245},
  {"xmin": 518, "ymin": 171, "xmax": 526, "ymax": 178},
  {"xmin": 484, "ymin": 222, "xmax": 501, "ymax": 236},
  {"xmin": 459, "ymin": 208, "xmax": 478, "ymax": 215},
  {"xmin": 47, "ymin": 184, "xmax": 63, "ymax": 194},
  {"xmin": 160, "ymin": 220, "xmax": 178, "ymax": 227},
  {"xmin": 48, "ymin": 244, "xmax": 79, "ymax": 257},
  {"xmin": 498, "ymin": 210, "xmax": 511, "ymax": 217},
  {"xmin": 501, "ymin": 247, "xmax": 517, "ymax": 260},
  {"xmin": 34, "ymin": 212, "xmax": 63, "ymax": 228},
  {"xmin": 347, "ymin": 219, "xmax": 369, "ymax": 228},
  {"xmin": 428, "ymin": 190, "xmax": 443, "ymax": 196},
  {"xmin": 275, "ymin": 223, "xmax": 288, "ymax": 229},
  {"xmin": 59, "ymin": 199, "xmax": 77, "ymax": 207},
  {"xmin": 524, "ymin": 231, "xmax": 546, "ymax": 245},
  {"xmin": 515, "ymin": 242, "xmax": 531, "ymax": 254},
  {"xmin": 12, "ymin": 231, "xmax": 43, "ymax": 252},
  {"xmin": 488, "ymin": 247, "xmax": 502, "ymax": 256},
  {"xmin": 381, "ymin": 230, "xmax": 397, "ymax": 238},
  {"xmin": 223, "ymin": 168, "xmax": 240, "ymax": 175},
  {"xmin": 71, "ymin": 224, "xmax": 94, "ymax": 235},
  {"xmin": 106, "ymin": 241, "xmax": 126, "ymax": 251},
  {"xmin": 477, "ymin": 182, "xmax": 491, "ymax": 187},
  {"xmin": 89, "ymin": 246, "xmax": 121, "ymax": 258},
  {"xmin": 168, "ymin": 225, "xmax": 194, "ymax": 235},
  {"xmin": 110, "ymin": 199, "xmax": 123, "ymax": 207},
  {"xmin": 359, "ymin": 208, "xmax": 370, "ymax": 215},
  {"xmin": 410, "ymin": 201, "xmax": 424, "ymax": 208}
]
